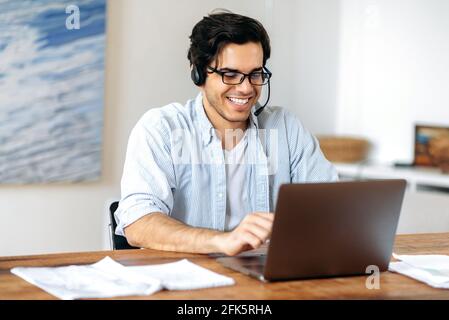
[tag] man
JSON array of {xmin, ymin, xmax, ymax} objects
[{"xmin": 115, "ymin": 12, "xmax": 337, "ymax": 256}]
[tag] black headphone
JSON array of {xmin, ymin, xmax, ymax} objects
[
  {"xmin": 190, "ymin": 64, "xmax": 271, "ymax": 116},
  {"xmin": 191, "ymin": 65, "xmax": 205, "ymax": 86}
]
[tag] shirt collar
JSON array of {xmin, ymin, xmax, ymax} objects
[{"xmin": 194, "ymin": 93, "xmax": 214, "ymax": 146}]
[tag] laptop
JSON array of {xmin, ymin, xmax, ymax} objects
[{"xmin": 216, "ymin": 179, "xmax": 407, "ymax": 282}]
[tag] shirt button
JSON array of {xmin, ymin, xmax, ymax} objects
[{"xmin": 218, "ymin": 193, "xmax": 223, "ymax": 198}]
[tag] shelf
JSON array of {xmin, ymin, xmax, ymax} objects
[{"xmin": 335, "ymin": 162, "xmax": 449, "ymax": 193}]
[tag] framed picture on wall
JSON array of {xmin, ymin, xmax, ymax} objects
[
  {"xmin": 414, "ymin": 124, "xmax": 449, "ymax": 167},
  {"xmin": 0, "ymin": 0, "xmax": 106, "ymax": 184}
]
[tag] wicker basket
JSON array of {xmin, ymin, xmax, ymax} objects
[{"xmin": 317, "ymin": 136, "xmax": 370, "ymax": 163}]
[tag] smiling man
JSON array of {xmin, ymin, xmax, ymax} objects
[
  {"xmin": 114, "ymin": 12, "xmax": 338, "ymax": 256},
  {"xmin": 201, "ymin": 42, "xmax": 264, "ymax": 134}
]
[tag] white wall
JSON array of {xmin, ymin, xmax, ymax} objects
[
  {"xmin": 336, "ymin": 0, "xmax": 449, "ymax": 163},
  {"xmin": 293, "ymin": 0, "xmax": 340, "ymax": 135},
  {"xmin": 263, "ymin": 0, "xmax": 341, "ymax": 135}
]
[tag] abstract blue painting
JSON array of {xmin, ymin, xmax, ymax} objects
[{"xmin": 0, "ymin": 0, "xmax": 106, "ymax": 183}]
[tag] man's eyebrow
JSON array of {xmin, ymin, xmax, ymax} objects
[{"xmin": 220, "ymin": 67, "xmax": 264, "ymax": 73}]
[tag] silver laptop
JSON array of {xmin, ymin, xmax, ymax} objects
[{"xmin": 216, "ymin": 180, "xmax": 406, "ymax": 282}]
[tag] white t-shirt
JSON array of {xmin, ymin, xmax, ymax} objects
[{"xmin": 224, "ymin": 132, "xmax": 249, "ymax": 231}]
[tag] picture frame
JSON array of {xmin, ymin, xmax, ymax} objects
[
  {"xmin": 414, "ymin": 124, "xmax": 449, "ymax": 167},
  {"xmin": 0, "ymin": 0, "xmax": 106, "ymax": 184}
]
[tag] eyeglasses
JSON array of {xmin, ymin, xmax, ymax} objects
[{"xmin": 207, "ymin": 66, "xmax": 272, "ymax": 86}]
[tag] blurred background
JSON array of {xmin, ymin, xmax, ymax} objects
[{"xmin": 1, "ymin": 0, "xmax": 448, "ymax": 256}]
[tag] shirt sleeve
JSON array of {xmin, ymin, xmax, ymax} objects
[
  {"xmin": 114, "ymin": 113, "xmax": 176, "ymax": 236},
  {"xmin": 285, "ymin": 111, "xmax": 339, "ymax": 183}
]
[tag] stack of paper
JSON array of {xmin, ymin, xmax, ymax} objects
[
  {"xmin": 11, "ymin": 257, "xmax": 235, "ymax": 300},
  {"xmin": 389, "ymin": 253, "xmax": 449, "ymax": 289}
]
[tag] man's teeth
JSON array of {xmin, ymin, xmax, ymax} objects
[{"xmin": 228, "ymin": 97, "xmax": 249, "ymax": 105}]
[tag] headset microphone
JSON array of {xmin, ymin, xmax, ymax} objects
[{"xmin": 253, "ymin": 79, "xmax": 270, "ymax": 117}]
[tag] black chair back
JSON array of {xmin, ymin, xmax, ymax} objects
[{"xmin": 109, "ymin": 201, "xmax": 138, "ymax": 250}]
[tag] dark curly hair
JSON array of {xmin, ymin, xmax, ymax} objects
[{"xmin": 187, "ymin": 11, "xmax": 271, "ymax": 81}]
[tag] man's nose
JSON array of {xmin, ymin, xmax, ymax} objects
[{"xmin": 235, "ymin": 76, "xmax": 253, "ymax": 93}]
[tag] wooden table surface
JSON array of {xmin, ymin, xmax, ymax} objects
[{"xmin": 1, "ymin": 233, "xmax": 449, "ymax": 300}]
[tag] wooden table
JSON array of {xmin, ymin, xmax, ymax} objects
[{"xmin": 1, "ymin": 233, "xmax": 449, "ymax": 300}]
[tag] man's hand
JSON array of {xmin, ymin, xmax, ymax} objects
[{"xmin": 216, "ymin": 212, "xmax": 274, "ymax": 256}]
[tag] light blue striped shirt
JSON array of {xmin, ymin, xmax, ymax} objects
[{"xmin": 115, "ymin": 93, "xmax": 338, "ymax": 236}]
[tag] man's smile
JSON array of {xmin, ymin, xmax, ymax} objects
[{"xmin": 226, "ymin": 96, "xmax": 254, "ymax": 110}]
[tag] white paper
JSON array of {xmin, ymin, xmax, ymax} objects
[
  {"xmin": 128, "ymin": 259, "xmax": 235, "ymax": 290},
  {"xmin": 10, "ymin": 257, "xmax": 162, "ymax": 300},
  {"xmin": 11, "ymin": 257, "xmax": 234, "ymax": 300},
  {"xmin": 389, "ymin": 253, "xmax": 449, "ymax": 289}
]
